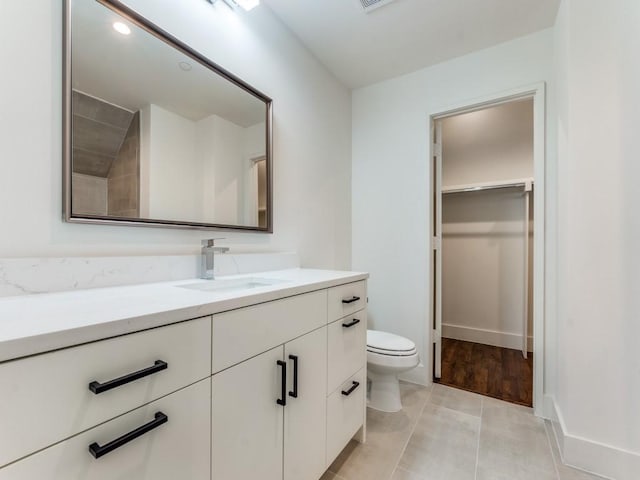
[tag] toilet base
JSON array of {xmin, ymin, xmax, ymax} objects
[{"xmin": 367, "ymin": 369, "xmax": 402, "ymax": 413}]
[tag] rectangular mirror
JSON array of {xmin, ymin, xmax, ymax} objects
[{"xmin": 64, "ymin": 0, "xmax": 273, "ymax": 231}]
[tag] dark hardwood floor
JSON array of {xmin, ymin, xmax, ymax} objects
[{"xmin": 435, "ymin": 338, "xmax": 533, "ymax": 407}]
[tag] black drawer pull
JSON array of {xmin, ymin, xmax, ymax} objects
[
  {"xmin": 342, "ymin": 318, "xmax": 361, "ymax": 328},
  {"xmin": 277, "ymin": 360, "xmax": 287, "ymax": 406},
  {"xmin": 342, "ymin": 381, "xmax": 360, "ymax": 397},
  {"xmin": 89, "ymin": 360, "xmax": 168, "ymax": 394},
  {"xmin": 289, "ymin": 355, "xmax": 299, "ymax": 398},
  {"xmin": 342, "ymin": 296, "xmax": 361, "ymax": 304},
  {"xmin": 89, "ymin": 412, "xmax": 168, "ymax": 459}
]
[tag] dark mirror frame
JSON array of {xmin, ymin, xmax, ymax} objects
[{"xmin": 63, "ymin": 0, "xmax": 273, "ymax": 232}]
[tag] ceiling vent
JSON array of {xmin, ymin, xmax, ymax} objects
[{"xmin": 358, "ymin": 0, "xmax": 396, "ymax": 13}]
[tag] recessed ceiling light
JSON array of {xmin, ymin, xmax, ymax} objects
[{"xmin": 113, "ymin": 22, "xmax": 131, "ymax": 35}]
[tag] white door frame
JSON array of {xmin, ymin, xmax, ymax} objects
[{"xmin": 427, "ymin": 83, "xmax": 546, "ymax": 415}]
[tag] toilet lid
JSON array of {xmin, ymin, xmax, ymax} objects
[{"xmin": 367, "ymin": 330, "xmax": 417, "ymax": 356}]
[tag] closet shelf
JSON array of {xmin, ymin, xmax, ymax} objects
[{"xmin": 442, "ymin": 177, "xmax": 534, "ymax": 195}]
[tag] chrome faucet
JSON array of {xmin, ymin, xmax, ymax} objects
[{"xmin": 201, "ymin": 239, "xmax": 230, "ymax": 280}]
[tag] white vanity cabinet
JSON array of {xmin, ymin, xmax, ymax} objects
[
  {"xmin": 211, "ymin": 280, "xmax": 367, "ymax": 480},
  {"xmin": 210, "ymin": 289, "xmax": 330, "ymax": 480},
  {"xmin": 212, "ymin": 345, "xmax": 285, "ymax": 480},
  {"xmin": 0, "ymin": 379, "xmax": 211, "ymax": 480},
  {"xmin": 0, "ymin": 272, "xmax": 368, "ymax": 480},
  {"xmin": 212, "ymin": 326, "xmax": 328, "ymax": 480},
  {"xmin": 284, "ymin": 326, "xmax": 329, "ymax": 480},
  {"xmin": 325, "ymin": 281, "xmax": 368, "ymax": 466},
  {"xmin": 0, "ymin": 317, "xmax": 211, "ymax": 468}
]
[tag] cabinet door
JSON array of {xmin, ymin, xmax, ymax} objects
[
  {"xmin": 0, "ymin": 379, "xmax": 210, "ymax": 480},
  {"xmin": 212, "ymin": 345, "xmax": 284, "ymax": 480},
  {"xmin": 284, "ymin": 327, "xmax": 328, "ymax": 480}
]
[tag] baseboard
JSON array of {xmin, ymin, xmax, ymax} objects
[
  {"xmin": 549, "ymin": 397, "xmax": 640, "ymax": 480},
  {"xmin": 442, "ymin": 323, "xmax": 533, "ymax": 352},
  {"xmin": 542, "ymin": 394, "xmax": 557, "ymax": 421}
]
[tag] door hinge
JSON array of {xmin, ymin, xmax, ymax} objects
[
  {"xmin": 432, "ymin": 329, "xmax": 441, "ymax": 343},
  {"xmin": 431, "ymin": 236, "xmax": 441, "ymax": 250},
  {"xmin": 433, "ymin": 143, "xmax": 442, "ymax": 157}
]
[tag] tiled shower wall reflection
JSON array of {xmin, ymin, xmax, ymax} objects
[
  {"xmin": 108, "ymin": 112, "xmax": 140, "ymax": 217},
  {"xmin": 71, "ymin": 91, "xmax": 139, "ymax": 217}
]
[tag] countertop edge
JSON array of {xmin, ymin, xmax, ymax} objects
[{"xmin": 0, "ymin": 270, "xmax": 369, "ymax": 364}]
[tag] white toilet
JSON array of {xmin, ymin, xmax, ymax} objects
[{"xmin": 366, "ymin": 330, "xmax": 420, "ymax": 413}]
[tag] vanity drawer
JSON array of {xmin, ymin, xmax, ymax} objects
[
  {"xmin": 327, "ymin": 281, "xmax": 366, "ymax": 322},
  {"xmin": 326, "ymin": 368, "xmax": 366, "ymax": 466},
  {"xmin": 0, "ymin": 378, "xmax": 211, "ymax": 480},
  {"xmin": 0, "ymin": 317, "xmax": 211, "ymax": 468},
  {"xmin": 212, "ymin": 290, "xmax": 327, "ymax": 373},
  {"xmin": 327, "ymin": 310, "xmax": 367, "ymax": 394}
]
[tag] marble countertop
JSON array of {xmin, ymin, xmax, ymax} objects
[{"xmin": 0, "ymin": 268, "xmax": 368, "ymax": 363}]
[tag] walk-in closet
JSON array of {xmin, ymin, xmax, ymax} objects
[{"xmin": 433, "ymin": 99, "xmax": 534, "ymax": 406}]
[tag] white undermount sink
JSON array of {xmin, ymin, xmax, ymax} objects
[{"xmin": 177, "ymin": 276, "xmax": 288, "ymax": 293}]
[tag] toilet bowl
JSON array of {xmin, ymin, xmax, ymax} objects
[{"xmin": 367, "ymin": 330, "xmax": 420, "ymax": 413}]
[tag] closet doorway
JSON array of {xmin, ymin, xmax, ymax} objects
[{"xmin": 429, "ymin": 85, "xmax": 545, "ymax": 411}]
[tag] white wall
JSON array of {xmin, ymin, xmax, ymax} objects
[
  {"xmin": 243, "ymin": 122, "xmax": 267, "ymax": 160},
  {"xmin": 352, "ymin": 29, "xmax": 555, "ymax": 385},
  {"xmin": 442, "ymin": 100, "xmax": 534, "ymax": 186},
  {"xmin": 142, "ymin": 105, "xmax": 263, "ymax": 225},
  {"xmin": 442, "ymin": 191, "xmax": 533, "ymax": 351},
  {"xmin": 552, "ymin": 1, "xmax": 640, "ymax": 477},
  {"xmin": 204, "ymin": 114, "xmax": 246, "ymax": 225},
  {"xmin": 242, "ymin": 122, "xmax": 267, "ymax": 225},
  {"xmin": 0, "ymin": 0, "xmax": 351, "ymax": 269},
  {"xmin": 142, "ymin": 104, "xmax": 201, "ymax": 222}
]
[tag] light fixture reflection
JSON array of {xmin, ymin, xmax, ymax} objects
[{"xmin": 113, "ymin": 22, "xmax": 131, "ymax": 35}]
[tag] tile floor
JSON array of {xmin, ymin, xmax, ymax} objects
[{"xmin": 322, "ymin": 383, "xmax": 604, "ymax": 480}]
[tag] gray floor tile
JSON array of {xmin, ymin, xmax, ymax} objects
[
  {"xmin": 320, "ymin": 470, "xmax": 346, "ymax": 480},
  {"xmin": 366, "ymin": 382, "xmax": 430, "ymax": 450},
  {"xmin": 397, "ymin": 381, "xmax": 433, "ymax": 416},
  {"xmin": 329, "ymin": 439, "xmax": 402, "ymax": 480},
  {"xmin": 429, "ymin": 384, "xmax": 483, "ymax": 417},
  {"xmin": 479, "ymin": 400, "xmax": 556, "ymax": 475},
  {"xmin": 476, "ymin": 462, "xmax": 558, "ymax": 480},
  {"xmin": 558, "ymin": 465, "xmax": 608, "ymax": 480},
  {"xmin": 329, "ymin": 382, "xmax": 431, "ymax": 480},
  {"xmin": 390, "ymin": 466, "xmax": 427, "ymax": 480},
  {"xmin": 483, "ymin": 395, "xmax": 534, "ymax": 413},
  {"xmin": 398, "ymin": 403, "xmax": 480, "ymax": 480},
  {"xmin": 482, "ymin": 398, "xmax": 542, "ymax": 432},
  {"xmin": 329, "ymin": 382, "xmax": 597, "ymax": 480}
]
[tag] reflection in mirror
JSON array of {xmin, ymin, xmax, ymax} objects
[{"xmin": 65, "ymin": 0, "xmax": 272, "ymax": 231}]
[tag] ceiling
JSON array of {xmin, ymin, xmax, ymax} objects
[
  {"xmin": 263, "ymin": 0, "xmax": 560, "ymax": 88},
  {"xmin": 72, "ymin": 0, "xmax": 266, "ymax": 127}
]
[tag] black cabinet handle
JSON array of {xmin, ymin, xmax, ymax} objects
[
  {"xmin": 342, "ymin": 381, "xmax": 360, "ymax": 397},
  {"xmin": 342, "ymin": 296, "xmax": 360, "ymax": 304},
  {"xmin": 89, "ymin": 412, "xmax": 168, "ymax": 459},
  {"xmin": 277, "ymin": 360, "xmax": 287, "ymax": 406},
  {"xmin": 342, "ymin": 318, "xmax": 361, "ymax": 328},
  {"xmin": 289, "ymin": 355, "xmax": 299, "ymax": 398},
  {"xmin": 89, "ymin": 360, "xmax": 168, "ymax": 394}
]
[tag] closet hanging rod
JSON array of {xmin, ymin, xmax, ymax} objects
[{"xmin": 442, "ymin": 179, "xmax": 534, "ymax": 195}]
